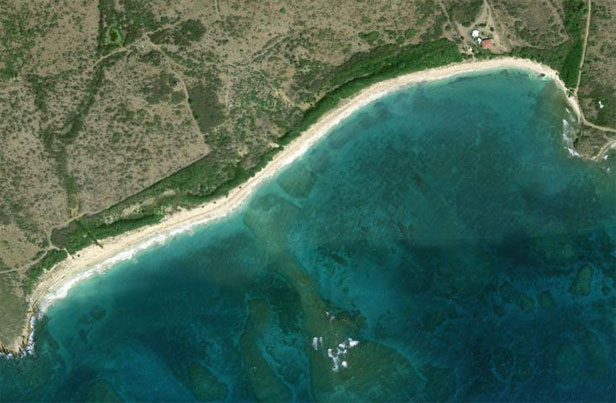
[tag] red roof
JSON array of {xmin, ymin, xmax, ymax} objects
[{"xmin": 481, "ymin": 39, "xmax": 493, "ymax": 49}]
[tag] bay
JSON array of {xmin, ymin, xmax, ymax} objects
[{"xmin": 1, "ymin": 69, "xmax": 614, "ymax": 402}]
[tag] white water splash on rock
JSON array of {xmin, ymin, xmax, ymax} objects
[{"xmin": 323, "ymin": 337, "xmax": 360, "ymax": 372}]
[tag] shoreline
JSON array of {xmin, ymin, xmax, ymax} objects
[{"xmin": 5, "ymin": 57, "xmax": 583, "ymax": 355}]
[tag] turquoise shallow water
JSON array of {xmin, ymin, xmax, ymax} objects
[{"xmin": 1, "ymin": 70, "xmax": 615, "ymax": 401}]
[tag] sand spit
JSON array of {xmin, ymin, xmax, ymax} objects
[{"xmin": 4, "ymin": 57, "xmax": 582, "ymax": 355}]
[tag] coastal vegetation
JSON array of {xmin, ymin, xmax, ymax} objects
[
  {"xmin": 280, "ymin": 40, "xmax": 461, "ymax": 144},
  {"xmin": 511, "ymin": 0, "xmax": 588, "ymax": 89},
  {"xmin": 578, "ymin": 0, "xmax": 616, "ymax": 126},
  {"xmin": 23, "ymin": 249, "xmax": 68, "ymax": 295}
]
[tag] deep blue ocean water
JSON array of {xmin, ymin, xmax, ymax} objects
[{"xmin": 1, "ymin": 70, "xmax": 615, "ymax": 402}]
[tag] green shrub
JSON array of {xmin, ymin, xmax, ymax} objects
[
  {"xmin": 359, "ymin": 31, "xmax": 380, "ymax": 45},
  {"xmin": 23, "ymin": 249, "xmax": 68, "ymax": 294},
  {"xmin": 280, "ymin": 39, "xmax": 461, "ymax": 145},
  {"xmin": 188, "ymin": 79, "xmax": 225, "ymax": 134},
  {"xmin": 511, "ymin": 0, "xmax": 587, "ymax": 89}
]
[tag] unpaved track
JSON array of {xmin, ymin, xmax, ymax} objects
[{"xmin": 575, "ymin": 0, "xmax": 592, "ymax": 97}]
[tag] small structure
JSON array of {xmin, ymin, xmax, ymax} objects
[{"xmin": 471, "ymin": 28, "xmax": 494, "ymax": 48}]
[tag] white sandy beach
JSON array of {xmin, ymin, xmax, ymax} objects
[{"xmin": 10, "ymin": 57, "xmax": 581, "ymax": 353}]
